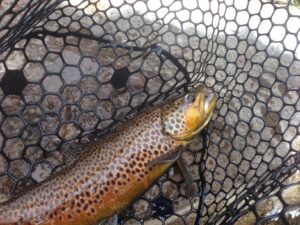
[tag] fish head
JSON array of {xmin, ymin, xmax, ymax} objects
[{"xmin": 162, "ymin": 84, "xmax": 217, "ymax": 143}]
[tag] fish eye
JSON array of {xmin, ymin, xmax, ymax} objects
[{"xmin": 184, "ymin": 93, "xmax": 195, "ymax": 103}]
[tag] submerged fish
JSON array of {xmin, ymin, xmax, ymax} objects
[{"xmin": 0, "ymin": 85, "xmax": 217, "ymax": 225}]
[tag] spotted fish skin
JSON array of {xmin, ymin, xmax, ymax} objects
[{"xmin": 0, "ymin": 87, "xmax": 217, "ymax": 225}]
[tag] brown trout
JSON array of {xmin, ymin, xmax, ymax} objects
[{"xmin": 0, "ymin": 85, "xmax": 217, "ymax": 225}]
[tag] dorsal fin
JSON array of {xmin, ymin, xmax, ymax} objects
[
  {"xmin": 61, "ymin": 141, "xmax": 89, "ymax": 167},
  {"xmin": 0, "ymin": 193, "xmax": 12, "ymax": 205}
]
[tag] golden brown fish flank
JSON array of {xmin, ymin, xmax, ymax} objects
[
  {"xmin": 0, "ymin": 86, "xmax": 217, "ymax": 225},
  {"xmin": 0, "ymin": 109, "xmax": 175, "ymax": 225}
]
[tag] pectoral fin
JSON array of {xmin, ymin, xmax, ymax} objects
[
  {"xmin": 148, "ymin": 147, "xmax": 194, "ymax": 197},
  {"xmin": 148, "ymin": 148, "xmax": 182, "ymax": 167},
  {"xmin": 176, "ymin": 157, "xmax": 195, "ymax": 197}
]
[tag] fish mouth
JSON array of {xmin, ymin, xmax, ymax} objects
[{"xmin": 172, "ymin": 86, "xmax": 217, "ymax": 141}]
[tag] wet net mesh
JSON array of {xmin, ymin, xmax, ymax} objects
[{"xmin": 0, "ymin": 0, "xmax": 300, "ymax": 224}]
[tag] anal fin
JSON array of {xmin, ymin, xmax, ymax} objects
[{"xmin": 98, "ymin": 215, "xmax": 118, "ymax": 225}]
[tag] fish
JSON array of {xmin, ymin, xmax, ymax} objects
[{"xmin": 0, "ymin": 85, "xmax": 217, "ymax": 225}]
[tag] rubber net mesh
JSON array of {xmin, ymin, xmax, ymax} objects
[{"xmin": 0, "ymin": 0, "xmax": 300, "ymax": 224}]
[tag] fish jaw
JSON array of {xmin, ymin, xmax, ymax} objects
[
  {"xmin": 162, "ymin": 86, "xmax": 217, "ymax": 143},
  {"xmin": 172, "ymin": 88, "xmax": 217, "ymax": 142}
]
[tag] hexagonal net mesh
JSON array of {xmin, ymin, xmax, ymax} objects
[{"xmin": 0, "ymin": 0, "xmax": 300, "ymax": 224}]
